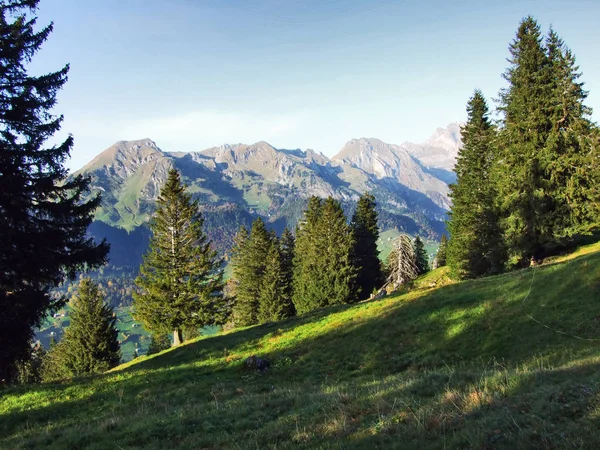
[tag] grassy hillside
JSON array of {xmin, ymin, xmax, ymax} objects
[{"xmin": 2, "ymin": 243, "xmax": 600, "ymax": 449}]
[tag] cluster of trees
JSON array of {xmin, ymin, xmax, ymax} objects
[
  {"xmin": 230, "ymin": 221, "xmax": 295, "ymax": 325},
  {"xmin": 446, "ymin": 17, "xmax": 600, "ymax": 279},
  {"xmin": 229, "ymin": 193, "xmax": 386, "ymax": 323}
]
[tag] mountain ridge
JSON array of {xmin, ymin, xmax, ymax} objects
[{"xmin": 75, "ymin": 124, "xmax": 461, "ymax": 260}]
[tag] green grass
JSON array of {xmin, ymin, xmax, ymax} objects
[
  {"xmin": 2, "ymin": 242, "xmax": 600, "ymax": 449},
  {"xmin": 242, "ymin": 184, "xmax": 272, "ymax": 211}
]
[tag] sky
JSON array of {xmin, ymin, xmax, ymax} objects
[{"xmin": 27, "ymin": 0, "xmax": 600, "ymax": 171}]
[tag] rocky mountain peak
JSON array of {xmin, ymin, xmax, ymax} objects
[{"xmin": 424, "ymin": 122, "xmax": 462, "ymax": 155}]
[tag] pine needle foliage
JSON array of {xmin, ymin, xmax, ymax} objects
[
  {"xmin": 495, "ymin": 17, "xmax": 600, "ymax": 265},
  {"xmin": 434, "ymin": 234, "xmax": 448, "ymax": 268},
  {"xmin": 542, "ymin": 29, "xmax": 600, "ymax": 237},
  {"xmin": 413, "ymin": 236, "xmax": 430, "ymax": 275},
  {"xmin": 293, "ymin": 197, "xmax": 358, "ymax": 314},
  {"xmin": 351, "ymin": 192, "xmax": 383, "ymax": 299},
  {"xmin": 45, "ymin": 278, "xmax": 120, "ymax": 379},
  {"xmin": 133, "ymin": 169, "xmax": 226, "ymax": 346},
  {"xmin": 231, "ymin": 220, "xmax": 295, "ymax": 326},
  {"xmin": 447, "ymin": 90, "xmax": 505, "ymax": 279},
  {"xmin": 230, "ymin": 218, "xmax": 272, "ymax": 326},
  {"xmin": 0, "ymin": 0, "xmax": 109, "ymax": 381}
]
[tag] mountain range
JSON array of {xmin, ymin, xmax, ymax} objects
[{"xmin": 76, "ymin": 123, "xmax": 462, "ymax": 266}]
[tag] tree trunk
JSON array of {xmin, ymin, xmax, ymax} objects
[{"xmin": 173, "ymin": 329, "xmax": 183, "ymax": 346}]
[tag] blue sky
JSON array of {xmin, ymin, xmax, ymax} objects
[{"xmin": 29, "ymin": 0, "xmax": 600, "ymax": 171}]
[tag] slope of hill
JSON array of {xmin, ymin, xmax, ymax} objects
[{"xmin": 3, "ymin": 242, "xmax": 600, "ymax": 449}]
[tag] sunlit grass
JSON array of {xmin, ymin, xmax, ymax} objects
[{"xmin": 2, "ymin": 241, "xmax": 600, "ymax": 449}]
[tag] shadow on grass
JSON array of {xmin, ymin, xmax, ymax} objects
[{"xmin": 2, "ymin": 249, "xmax": 600, "ymax": 448}]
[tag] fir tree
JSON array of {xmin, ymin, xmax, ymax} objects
[
  {"xmin": 496, "ymin": 17, "xmax": 555, "ymax": 265},
  {"xmin": 133, "ymin": 169, "xmax": 226, "ymax": 346},
  {"xmin": 351, "ymin": 192, "xmax": 383, "ymax": 299},
  {"xmin": 257, "ymin": 238, "xmax": 290, "ymax": 323},
  {"xmin": 447, "ymin": 90, "xmax": 505, "ymax": 278},
  {"xmin": 47, "ymin": 278, "xmax": 120, "ymax": 377},
  {"xmin": 0, "ymin": 1, "xmax": 109, "ymax": 381},
  {"xmin": 543, "ymin": 29, "xmax": 599, "ymax": 237},
  {"xmin": 230, "ymin": 218, "xmax": 272, "ymax": 326},
  {"xmin": 413, "ymin": 236, "xmax": 429, "ymax": 275},
  {"xmin": 435, "ymin": 234, "xmax": 448, "ymax": 268},
  {"xmin": 279, "ymin": 227, "xmax": 296, "ymax": 317},
  {"xmin": 293, "ymin": 197, "xmax": 358, "ymax": 314}
]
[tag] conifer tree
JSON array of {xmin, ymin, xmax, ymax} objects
[
  {"xmin": 293, "ymin": 197, "xmax": 358, "ymax": 314},
  {"xmin": 496, "ymin": 17, "xmax": 555, "ymax": 265},
  {"xmin": 47, "ymin": 278, "xmax": 120, "ymax": 378},
  {"xmin": 279, "ymin": 228, "xmax": 296, "ymax": 317},
  {"xmin": 435, "ymin": 234, "xmax": 448, "ymax": 268},
  {"xmin": 257, "ymin": 238, "xmax": 291, "ymax": 323},
  {"xmin": 134, "ymin": 169, "xmax": 226, "ymax": 346},
  {"xmin": 543, "ymin": 29, "xmax": 599, "ymax": 237},
  {"xmin": 385, "ymin": 233, "xmax": 418, "ymax": 290},
  {"xmin": 0, "ymin": 1, "xmax": 109, "ymax": 381},
  {"xmin": 447, "ymin": 91, "xmax": 505, "ymax": 278},
  {"xmin": 413, "ymin": 236, "xmax": 429, "ymax": 275},
  {"xmin": 351, "ymin": 192, "xmax": 383, "ymax": 299},
  {"xmin": 230, "ymin": 218, "xmax": 272, "ymax": 326}
]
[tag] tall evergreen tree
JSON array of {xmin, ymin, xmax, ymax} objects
[
  {"xmin": 447, "ymin": 90, "xmax": 505, "ymax": 278},
  {"xmin": 46, "ymin": 278, "xmax": 120, "ymax": 378},
  {"xmin": 351, "ymin": 192, "xmax": 383, "ymax": 299},
  {"xmin": 434, "ymin": 234, "xmax": 448, "ymax": 268},
  {"xmin": 257, "ymin": 238, "xmax": 292, "ymax": 323},
  {"xmin": 543, "ymin": 29, "xmax": 599, "ymax": 237},
  {"xmin": 413, "ymin": 236, "xmax": 430, "ymax": 275},
  {"xmin": 279, "ymin": 227, "xmax": 296, "ymax": 317},
  {"xmin": 230, "ymin": 218, "xmax": 272, "ymax": 326},
  {"xmin": 133, "ymin": 169, "xmax": 226, "ymax": 346},
  {"xmin": 293, "ymin": 196, "xmax": 358, "ymax": 314},
  {"xmin": 0, "ymin": 1, "xmax": 109, "ymax": 381},
  {"xmin": 496, "ymin": 17, "xmax": 555, "ymax": 265}
]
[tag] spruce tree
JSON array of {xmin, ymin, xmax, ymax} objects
[
  {"xmin": 413, "ymin": 236, "xmax": 429, "ymax": 275},
  {"xmin": 280, "ymin": 227, "xmax": 296, "ymax": 317},
  {"xmin": 257, "ymin": 238, "xmax": 290, "ymax": 323},
  {"xmin": 134, "ymin": 169, "xmax": 226, "ymax": 345},
  {"xmin": 351, "ymin": 192, "xmax": 383, "ymax": 299},
  {"xmin": 0, "ymin": 1, "xmax": 109, "ymax": 381},
  {"xmin": 447, "ymin": 91, "xmax": 505, "ymax": 279},
  {"xmin": 49, "ymin": 278, "xmax": 120, "ymax": 377},
  {"xmin": 230, "ymin": 218, "xmax": 272, "ymax": 326},
  {"xmin": 435, "ymin": 234, "xmax": 448, "ymax": 268},
  {"xmin": 497, "ymin": 17, "xmax": 555, "ymax": 265},
  {"xmin": 293, "ymin": 196, "xmax": 358, "ymax": 314},
  {"xmin": 543, "ymin": 29, "xmax": 599, "ymax": 237}
]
